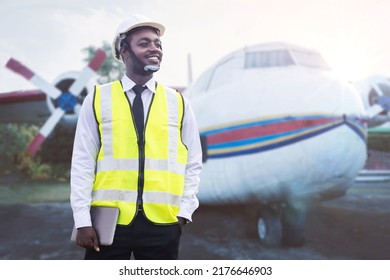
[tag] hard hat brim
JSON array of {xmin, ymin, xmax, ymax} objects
[{"xmin": 121, "ymin": 21, "xmax": 165, "ymax": 37}]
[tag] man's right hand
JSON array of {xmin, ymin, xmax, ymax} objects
[{"xmin": 76, "ymin": 226, "xmax": 100, "ymax": 252}]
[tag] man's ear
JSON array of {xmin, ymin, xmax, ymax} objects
[{"xmin": 119, "ymin": 46, "xmax": 128, "ymax": 61}]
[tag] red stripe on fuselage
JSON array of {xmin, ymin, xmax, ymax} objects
[{"xmin": 207, "ymin": 118, "xmax": 339, "ymax": 145}]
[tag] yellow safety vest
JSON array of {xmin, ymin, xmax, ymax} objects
[{"xmin": 92, "ymin": 80, "xmax": 188, "ymax": 225}]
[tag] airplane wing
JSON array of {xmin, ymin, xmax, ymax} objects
[
  {"xmin": 367, "ymin": 125, "xmax": 390, "ymax": 152},
  {"xmin": 0, "ymin": 89, "xmax": 50, "ymax": 124}
]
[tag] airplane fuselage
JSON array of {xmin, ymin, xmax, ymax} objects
[{"xmin": 187, "ymin": 54, "xmax": 367, "ymax": 205}]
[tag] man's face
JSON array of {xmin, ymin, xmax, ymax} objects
[{"xmin": 123, "ymin": 27, "xmax": 163, "ymax": 74}]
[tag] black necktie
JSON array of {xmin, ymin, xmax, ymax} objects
[{"xmin": 132, "ymin": 85, "xmax": 146, "ymax": 138}]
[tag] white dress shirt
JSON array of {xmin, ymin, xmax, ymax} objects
[{"xmin": 70, "ymin": 75, "xmax": 202, "ymax": 228}]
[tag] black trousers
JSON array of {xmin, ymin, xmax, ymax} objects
[{"xmin": 85, "ymin": 211, "xmax": 182, "ymax": 260}]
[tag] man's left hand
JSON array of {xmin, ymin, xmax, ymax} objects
[{"xmin": 178, "ymin": 217, "xmax": 189, "ymax": 227}]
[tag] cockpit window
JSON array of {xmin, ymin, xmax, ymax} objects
[
  {"xmin": 245, "ymin": 49, "xmax": 330, "ymax": 70},
  {"xmin": 291, "ymin": 49, "xmax": 330, "ymax": 69},
  {"xmin": 186, "ymin": 45, "xmax": 332, "ymax": 97},
  {"xmin": 245, "ymin": 50, "xmax": 295, "ymax": 68}
]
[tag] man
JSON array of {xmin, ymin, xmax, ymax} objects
[{"xmin": 70, "ymin": 14, "xmax": 202, "ymax": 260}]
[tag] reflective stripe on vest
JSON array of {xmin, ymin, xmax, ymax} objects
[
  {"xmin": 92, "ymin": 189, "xmax": 181, "ymax": 207},
  {"xmin": 92, "ymin": 81, "xmax": 187, "ymax": 225}
]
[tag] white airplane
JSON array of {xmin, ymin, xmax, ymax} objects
[
  {"xmin": 2, "ymin": 42, "xmax": 390, "ymax": 247},
  {"xmin": 184, "ymin": 42, "xmax": 390, "ymax": 247}
]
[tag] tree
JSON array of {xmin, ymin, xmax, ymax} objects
[
  {"xmin": 82, "ymin": 41, "xmax": 125, "ymax": 84},
  {"xmin": 0, "ymin": 123, "xmax": 31, "ymax": 174}
]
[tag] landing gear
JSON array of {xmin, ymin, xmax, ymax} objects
[
  {"xmin": 281, "ymin": 201, "xmax": 306, "ymax": 247},
  {"xmin": 256, "ymin": 200, "xmax": 307, "ymax": 247},
  {"xmin": 257, "ymin": 208, "xmax": 282, "ymax": 247}
]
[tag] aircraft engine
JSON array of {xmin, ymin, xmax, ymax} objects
[
  {"xmin": 46, "ymin": 71, "xmax": 93, "ymax": 126},
  {"xmin": 5, "ymin": 49, "xmax": 106, "ymax": 156}
]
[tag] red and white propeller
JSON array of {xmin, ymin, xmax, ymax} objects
[{"xmin": 6, "ymin": 49, "xmax": 106, "ymax": 156}]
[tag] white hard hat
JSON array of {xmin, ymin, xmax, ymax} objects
[{"xmin": 112, "ymin": 14, "xmax": 165, "ymax": 61}]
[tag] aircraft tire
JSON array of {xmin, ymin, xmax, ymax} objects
[{"xmin": 257, "ymin": 208, "xmax": 282, "ymax": 247}]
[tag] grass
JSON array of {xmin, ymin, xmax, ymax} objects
[{"xmin": 0, "ymin": 177, "xmax": 70, "ymax": 205}]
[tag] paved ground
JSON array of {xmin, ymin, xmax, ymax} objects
[{"xmin": 0, "ymin": 180, "xmax": 389, "ymax": 260}]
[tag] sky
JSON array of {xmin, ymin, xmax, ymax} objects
[{"xmin": 1, "ymin": 0, "xmax": 390, "ymax": 92}]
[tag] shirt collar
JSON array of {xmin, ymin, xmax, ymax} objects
[{"xmin": 121, "ymin": 74, "xmax": 156, "ymax": 93}]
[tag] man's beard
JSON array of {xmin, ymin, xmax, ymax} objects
[{"xmin": 128, "ymin": 48, "xmax": 160, "ymax": 76}]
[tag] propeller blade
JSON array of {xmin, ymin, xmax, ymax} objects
[
  {"xmin": 6, "ymin": 58, "xmax": 62, "ymax": 99},
  {"xmin": 68, "ymin": 49, "xmax": 106, "ymax": 96},
  {"xmin": 27, "ymin": 108, "xmax": 65, "ymax": 156}
]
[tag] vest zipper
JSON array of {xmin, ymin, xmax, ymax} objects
[{"xmin": 137, "ymin": 139, "xmax": 145, "ymax": 211}]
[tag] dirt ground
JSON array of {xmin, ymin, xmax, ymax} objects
[{"xmin": 0, "ymin": 179, "xmax": 389, "ymax": 260}]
